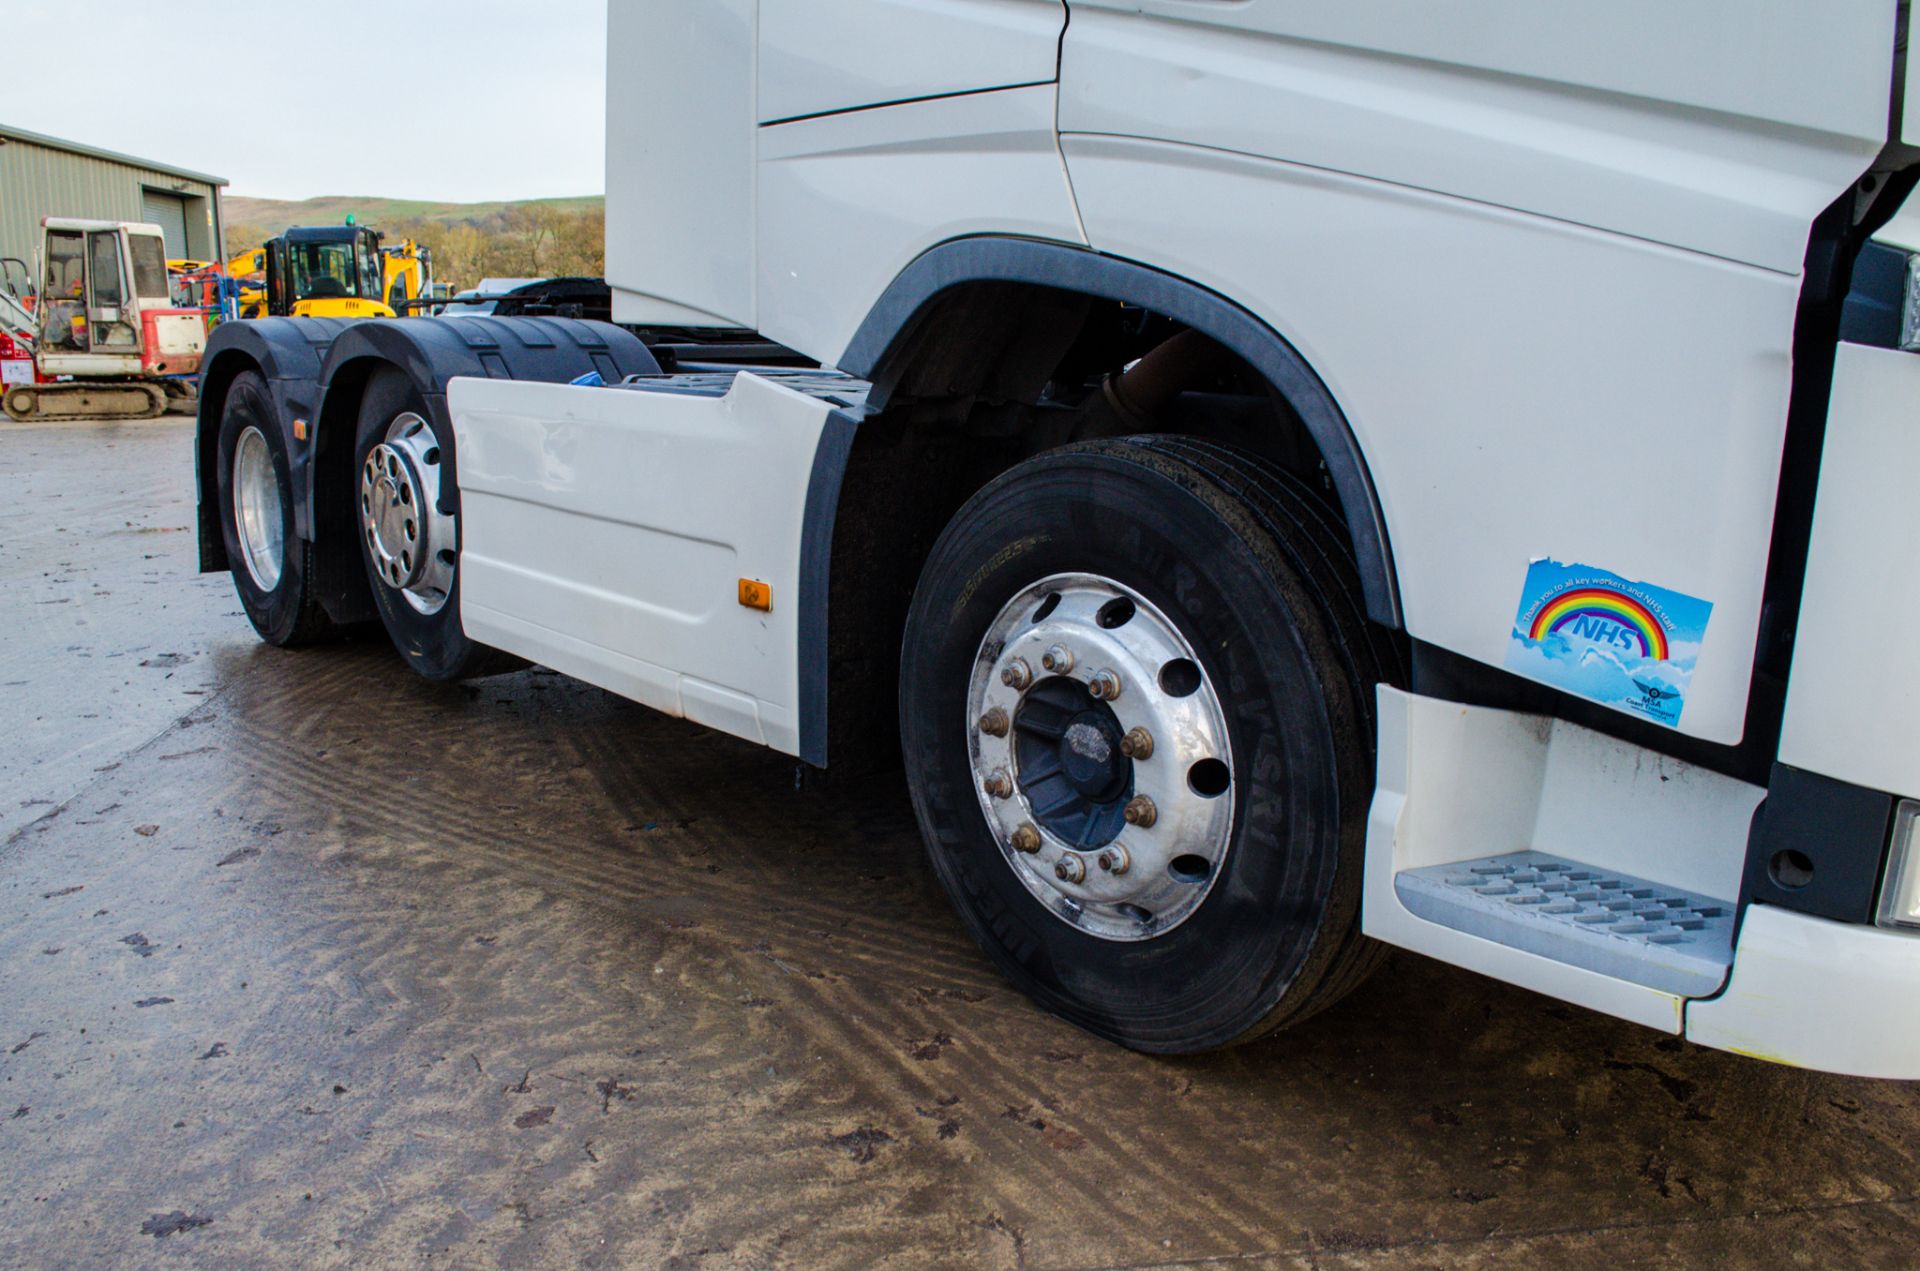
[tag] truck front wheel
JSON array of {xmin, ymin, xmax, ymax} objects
[
  {"xmin": 899, "ymin": 437, "xmax": 1389, "ymax": 1052},
  {"xmin": 352, "ymin": 367, "xmax": 501, "ymax": 681}
]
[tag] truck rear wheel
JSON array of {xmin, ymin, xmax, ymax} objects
[
  {"xmin": 216, "ymin": 370, "xmax": 335, "ymax": 646},
  {"xmin": 352, "ymin": 366, "xmax": 504, "ymax": 681},
  {"xmin": 899, "ymin": 437, "xmax": 1389, "ymax": 1052}
]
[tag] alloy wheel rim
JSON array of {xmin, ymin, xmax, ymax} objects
[
  {"xmin": 232, "ymin": 425, "xmax": 284, "ymax": 591},
  {"xmin": 966, "ymin": 573, "xmax": 1236, "ymax": 941}
]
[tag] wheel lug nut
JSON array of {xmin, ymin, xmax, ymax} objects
[
  {"xmin": 1010, "ymin": 823, "xmax": 1042, "ymax": 854},
  {"xmin": 1054, "ymin": 853, "xmax": 1086, "ymax": 884},
  {"xmin": 1123, "ymin": 795, "xmax": 1157, "ymax": 828},
  {"xmin": 1000, "ymin": 658, "xmax": 1032, "ymax": 690},
  {"xmin": 983, "ymin": 769, "xmax": 1014, "ymax": 799},
  {"xmin": 1096, "ymin": 845, "xmax": 1131, "ymax": 875},
  {"xmin": 978, "ymin": 706, "xmax": 1009, "ymax": 737},
  {"xmin": 1087, "ymin": 669, "xmax": 1122, "ymax": 701},
  {"xmin": 1119, "ymin": 727, "xmax": 1154, "ymax": 759},
  {"xmin": 1040, "ymin": 644, "xmax": 1074, "ymax": 674}
]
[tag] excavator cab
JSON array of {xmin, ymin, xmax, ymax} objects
[
  {"xmin": 263, "ymin": 225, "xmax": 396, "ymax": 318},
  {"xmin": 39, "ymin": 222, "xmax": 163, "ymax": 359},
  {"xmin": 1, "ymin": 219, "xmax": 206, "ymax": 420},
  {"xmin": 36, "ymin": 219, "xmax": 174, "ymax": 368}
]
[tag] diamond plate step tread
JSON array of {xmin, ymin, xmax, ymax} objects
[{"xmin": 1394, "ymin": 850, "xmax": 1735, "ymax": 997}]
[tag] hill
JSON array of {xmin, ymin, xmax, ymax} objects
[
  {"xmin": 222, "ymin": 195, "xmax": 608, "ymax": 291},
  {"xmin": 224, "ymin": 194, "xmax": 603, "ymax": 238}
]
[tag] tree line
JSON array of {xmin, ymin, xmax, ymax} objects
[{"xmin": 224, "ymin": 204, "xmax": 606, "ymax": 291}]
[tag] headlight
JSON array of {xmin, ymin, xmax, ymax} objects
[{"xmin": 1878, "ymin": 800, "xmax": 1920, "ymax": 928}]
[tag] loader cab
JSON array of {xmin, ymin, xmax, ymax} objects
[
  {"xmin": 263, "ymin": 225, "xmax": 396, "ymax": 319},
  {"xmin": 36, "ymin": 218, "xmax": 171, "ymax": 369}
]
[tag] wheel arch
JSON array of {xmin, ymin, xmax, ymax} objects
[
  {"xmin": 194, "ymin": 317, "xmax": 355, "ymax": 573},
  {"xmin": 837, "ymin": 236, "xmax": 1401, "ymax": 628}
]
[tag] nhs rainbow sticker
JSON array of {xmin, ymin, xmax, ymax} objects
[{"xmin": 1504, "ymin": 559, "xmax": 1711, "ymax": 728}]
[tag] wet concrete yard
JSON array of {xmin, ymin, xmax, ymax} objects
[{"xmin": 4, "ymin": 415, "xmax": 1920, "ymax": 1268}]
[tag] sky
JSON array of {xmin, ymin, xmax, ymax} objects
[{"xmin": 4, "ymin": 0, "xmax": 608, "ymax": 203}]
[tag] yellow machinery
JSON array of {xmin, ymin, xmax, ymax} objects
[
  {"xmin": 241, "ymin": 223, "xmax": 433, "ymax": 320},
  {"xmin": 380, "ymin": 238, "xmax": 433, "ymax": 315},
  {"xmin": 225, "ymin": 246, "xmax": 267, "ymax": 318}
]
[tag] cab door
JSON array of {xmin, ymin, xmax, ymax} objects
[
  {"xmin": 84, "ymin": 230, "xmax": 137, "ymax": 351},
  {"xmin": 39, "ymin": 230, "xmax": 87, "ymax": 351}
]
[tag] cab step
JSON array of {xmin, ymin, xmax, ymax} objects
[{"xmin": 1394, "ymin": 850, "xmax": 1735, "ymax": 997}]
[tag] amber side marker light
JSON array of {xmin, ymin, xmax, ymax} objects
[{"xmin": 738, "ymin": 578, "xmax": 772, "ymax": 611}]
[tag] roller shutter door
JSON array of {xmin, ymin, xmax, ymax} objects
[{"xmin": 140, "ymin": 190, "xmax": 190, "ymax": 258}]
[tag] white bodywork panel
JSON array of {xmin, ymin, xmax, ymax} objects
[
  {"xmin": 607, "ymin": 0, "xmax": 1071, "ymax": 329},
  {"xmin": 606, "ymin": 0, "xmax": 758, "ymax": 328},
  {"xmin": 1050, "ymin": 8, "xmax": 1893, "ymax": 742},
  {"xmin": 1364, "ymin": 687, "xmax": 1763, "ymax": 1032},
  {"xmin": 449, "ymin": 374, "xmax": 839, "ymax": 757},
  {"xmin": 756, "ymin": 84, "xmax": 1086, "ymax": 367},
  {"xmin": 1907, "ymin": 35, "xmax": 1920, "ymax": 150},
  {"xmin": 757, "ymin": 0, "xmax": 1063, "ymax": 123},
  {"xmin": 1777, "ymin": 342, "xmax": 1920, "ymax": 799},
  {"xmin": 147, "ymin": 312, "xmax": 205, "ymax": 362},
  {"xmin": 1058, "ymin": 6, "xmax": 1889, "ymax": 274},
  {"xmin": 1060, "ymin": 134, "xmax": 1801, "ymax": 742},
  {"xmin": 1687, "ymin": 905, "xmax": 1920, "ymax": 1080},
  {"xmin": 1062, "ymin": 1, "xmax": 1896, "ymax": 146}
]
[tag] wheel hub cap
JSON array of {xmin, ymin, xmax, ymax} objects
[
  {"xmin": 967, "ymin": 574, "xmax": 1235, "ymax": 941},
  {"xmin": 1013, "ymin": 683, "xmax": 1132, "ymax": 845},
  {"xmin": 359, "ymin": 412, "xmax": 455, "ymax": 615}
]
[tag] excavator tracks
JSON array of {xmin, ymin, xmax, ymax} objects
[{"xmin": 2, "ymin": 380, "xmax": 166, "ymax": 422}]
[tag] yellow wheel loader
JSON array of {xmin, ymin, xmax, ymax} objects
[{"xmin": 249, "ymin": 224, "xmax": 433, "ymax": 320}]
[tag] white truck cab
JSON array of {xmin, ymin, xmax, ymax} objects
[{"xmin": 200, "ymin": 1, "xmax": 1920, "ymax": 1076}]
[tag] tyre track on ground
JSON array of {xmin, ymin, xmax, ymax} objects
[
  {"xmin": 225, "ymin": 704, "xmax": 1002, "ymax": 999},
  {"xmin": 216, "ymin": 657, "xmax": 1394, "ymax": 1252}
]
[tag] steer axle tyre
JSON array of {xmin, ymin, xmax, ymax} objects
[
  {"xmin": 216, "ymin": 370, "xmax": 335, "ymax": 646},
  {"xmin": 352, "ymin": 366, "xmax": 507, "ymax": 682},
  {"xmin": 900, "ymin": 436, "xmax": 1394, "ymax": 1053}
]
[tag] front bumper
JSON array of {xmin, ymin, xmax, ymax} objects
[{"xmin": 1686, "ymin": 903, "xmax": 1920, "ymax": 1079}]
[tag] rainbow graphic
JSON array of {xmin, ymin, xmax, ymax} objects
[
  {"xmin": 1506, "ymin": 561, "xmax": 1709, "ymax": 727},
  {"xmin": 1527, "ymin": 587, "xmax": 1669, "ymax": 662}
]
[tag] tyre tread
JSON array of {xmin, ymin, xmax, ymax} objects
[{"xmin": 1073, "ymin": 435, "xmax": 1400, "ymax": 1041}]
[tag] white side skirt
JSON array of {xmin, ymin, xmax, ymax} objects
[{"xmin": 447, "ymin": 373, "xmax": 837, "ymax": 757}]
